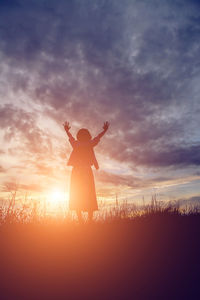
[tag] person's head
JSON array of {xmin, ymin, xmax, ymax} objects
[{"xmin": 76, "ymin": 128, "xmax": 92, "ymax": 142}]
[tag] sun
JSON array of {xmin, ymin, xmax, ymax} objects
[{"xmin": 47, "ymin": 188, "xmax": 67, "ymax": 206}]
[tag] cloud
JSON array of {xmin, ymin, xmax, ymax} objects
[
  {"xmin": 0, "ymin": 104, "xmax": 53, "ymax": 155},
  {"xmin": 1, "ymin": 180, "xmax": 43, "ymax": 193},
  {"xmin": 0, "ymin": 165, "xmax": 6, "ymax": 173},
  {"xmin": 96, "ymin": 170, "xmax": 144, "ymax": 188},
  {"xmin": 0, "ymin": 0, "xmax": 200, "ymax": 198},
  {"xmin": 103, "ymin": 137, "xmax": 200, "ymax": 168},
  {"xmin": 95, "ymin": 170, "xmax": 188, "ymax": 190}
]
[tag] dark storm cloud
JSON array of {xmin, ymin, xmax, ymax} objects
[{"xmin": 0, "ymin": 0, "xmax": 200, "ymax": 170}]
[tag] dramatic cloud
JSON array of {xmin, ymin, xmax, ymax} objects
[{"xmin": 0, "ymin": 0, "xmax": 200, "ymax": 201}]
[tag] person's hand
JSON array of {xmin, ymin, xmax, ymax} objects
[
  {"xmin": 103, "ymin": 121, "xmax": 109, "ymax": 131},
  {"xmin": 63, "ymin": 121, "xmax": 71, "ymax": 132}
]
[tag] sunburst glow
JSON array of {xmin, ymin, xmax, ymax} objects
[{"xmin": 47, "ymin": 188, "xmax": 68, "ymax": 208}]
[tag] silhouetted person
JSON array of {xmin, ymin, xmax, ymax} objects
[{"xmin": 64, "ymin": 121, "xmax": 109, "ymax": 223}]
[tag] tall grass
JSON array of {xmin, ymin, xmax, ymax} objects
[{"xmin": 1, "ymin": 193, "xmax": 200, "ymax": 225}]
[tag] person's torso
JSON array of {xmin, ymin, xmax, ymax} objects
[
  {"xmin": 73, "ymin": 142, "xmax": 94, "ymax": 166},
  {"xmin": 68, "ymin": 140, "xmax": 99, "ymax": 169}
]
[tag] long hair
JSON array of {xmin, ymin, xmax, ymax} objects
[{"xmin": 76, "ymin": 128, "xmax": 92, "ymax": 142}]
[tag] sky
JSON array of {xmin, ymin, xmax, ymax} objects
[{"xmin": 0, "ymin": 0, "xmax": 200, "ymax": 206}]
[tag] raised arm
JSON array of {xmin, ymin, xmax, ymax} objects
[
  {"xmin": 98, "ymin": 121, "xmax": 109, "ymax": 139},
  {"xmin": 92, "ymin": 122, "xmax": 110, "ymax": 146},
  {"xmin": 63, "ymin": 121, "xmax": 76, "ymax": 147}
]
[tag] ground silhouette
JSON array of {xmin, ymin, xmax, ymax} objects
[{"xmin": 1, "ymin": 209, "xmax": 200, "ymax": 299}]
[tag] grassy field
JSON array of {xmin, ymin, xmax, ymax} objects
[{"xmin": 0, "ymin": 204, "xmax": 200, "ymax": 299}]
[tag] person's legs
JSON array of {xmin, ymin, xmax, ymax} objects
[{"xmin": 76, "ymin": 210, "xmax": 83, "ymax": 223}]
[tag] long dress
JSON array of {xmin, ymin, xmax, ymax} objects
[
  {"xmin": 68, "ymin": 136, "xmax": 100, "ymax": 212},
  {"xmin": 69, "ymin": 165, "xmax": 98, "ymax": 211}
]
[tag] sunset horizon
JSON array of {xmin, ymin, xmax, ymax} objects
[
  {"xmin": 1, "ymin": 1, "xmax": 200, "ymax": 299},
  {"xmin": 1, "ymin": 1, "xmax": 200, "ymax": 213}
]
